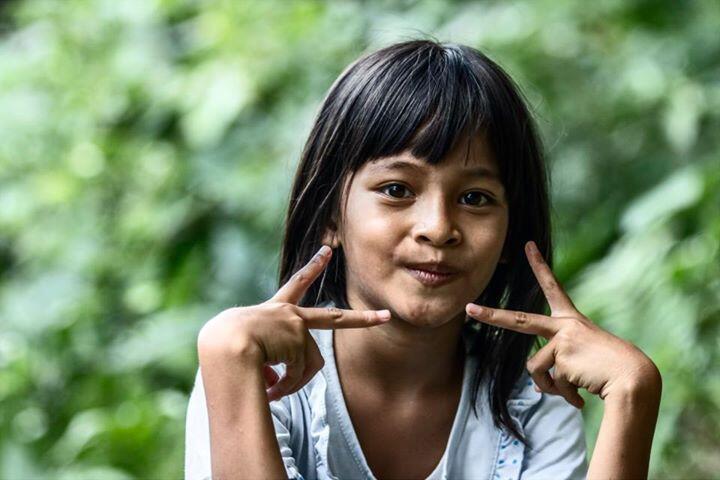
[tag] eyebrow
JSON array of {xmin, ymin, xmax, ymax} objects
[{"xmin": 368, "ymin": 159, "xmax": 501, "ymax": 183}]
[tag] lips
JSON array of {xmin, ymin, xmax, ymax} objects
[
  {"xmin": 404, "ymin": 262, "xmax": 459, "ymax": 274},
  {"xmin": 404, "ymin": 267, "xmax": 458, "ymax": 287}
]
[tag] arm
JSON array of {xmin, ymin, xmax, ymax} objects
[
  {"xmin": 466, "ymin": 241, "xmax": 663, "ymax": 479},
  {"xmin": 191, "ymin": 246, "xmax": 387, "ymax": 479},
  {"xmin": 198, "ymin": 336, "xmax": 288, "ymax": 480},
  {"xmin": 587, "ymin": 364, "xmax": 662, "ymax": 479}
]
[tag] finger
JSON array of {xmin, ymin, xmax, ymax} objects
[
  {"xmin": 284, "ymin": 338, "xmax": 325, "ymax": 397},
  {"xmin": 266, "ymin": 358, "xmax": 305, "ymax": 402},
  {"xmin": 554, "ymin": 374, "xmax": 585, "ymax": 409},
  {"xmin": 465, "ymin": 304, "xmax": 558, "ymax": 339},
  {"xmin": 263, "ymin": 364, "xmax": 280, "ymax": 389},
  {"xmin": 525, "ymin": 241, "xmax": 577, "ymax": 315},
  {"xmin": 526, "ymin": 340, "xmax": 561, "ymax": 395},
  {"xmin": 299, "ymin": 305, "xmax": 391, "ymax": 329},
  {"xmin": 272, "ymin": 245, "xmax": 332, "ymax": 305}
]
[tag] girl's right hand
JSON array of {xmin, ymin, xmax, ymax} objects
[{"xmin": 197, "ymin": 244, "xmax": 391, "ymax": 402}]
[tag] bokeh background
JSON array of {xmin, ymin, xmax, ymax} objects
[{"xmin": 0, "ymin": 0, "xmax": 718, "ymax": 478}]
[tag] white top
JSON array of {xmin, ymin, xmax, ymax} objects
[{"xmin": 185, "ymin": 317, "xmax": 588, "ymax": 479}]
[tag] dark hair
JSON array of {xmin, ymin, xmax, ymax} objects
[{"xmin": 278, "ymin": 39, "xmax": 551, "ymax": 447}]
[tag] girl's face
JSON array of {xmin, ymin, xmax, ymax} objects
[{"xmin": 329, "ymin": 135, "xmax": 509, "ymax": 328}]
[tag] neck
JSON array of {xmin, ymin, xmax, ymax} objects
[{"xmin": 333, "ymin": 298, "xmax": 467, "ymax": 398}]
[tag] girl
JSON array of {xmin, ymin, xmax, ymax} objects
[{"xmin": 185, "ymin": 40, "xmax": 662, "ymax": 479}]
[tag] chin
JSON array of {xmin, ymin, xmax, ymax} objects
[{"xmin": 394, "ymin": 298, "xmax": 458, "ymax": 328}]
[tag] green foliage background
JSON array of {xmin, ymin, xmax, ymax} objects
[{"xmin": 0, "ymin": 0, "xmax": 718, "ymax": 478}]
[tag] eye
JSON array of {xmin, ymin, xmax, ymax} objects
[
  {"xmin": 379, "ymin": 183, "xmax": 413, "ymax": 199},
  {"xmin": 461, "ymin": 191, "xmax": 493, "ymax": 207}
]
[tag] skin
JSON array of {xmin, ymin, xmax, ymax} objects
[
  {"xmin": 328, "ymin": 134, "xmax": 509, "ymax": 398},
  {"xmin": 197, "ymin": 244, "xmax": 392, "ymax": 478},
  {"xmin": 320, "ymin": 135, "xmax": 510, "ymax": 477},
  {"xmin": 324, "ymin": 131, "xmax": 661, "ymax": 477},
  {"xmin": 198, "ymin": 131, "xmax": 661, "ymax": 478},
  {"xmin": 465, "ymin": 240, "xmax": 662, "ymax": 478}
]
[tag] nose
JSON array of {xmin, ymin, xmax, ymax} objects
[{"xmin": 412, "ymin": 195, "xmax": 461, "ymax": 247}]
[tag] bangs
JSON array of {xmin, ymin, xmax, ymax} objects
[
  {"xmin": 282, "ymin": 38, "xmax": 550, "ymax": 448},
  {"xmin": 340, "ymin": 42, "xmax": 497, "ymax": 169}
]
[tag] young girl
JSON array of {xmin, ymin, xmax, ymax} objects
[{"xmin": 185, "ymin": 40, "xmax": 662, "ymax": 479}]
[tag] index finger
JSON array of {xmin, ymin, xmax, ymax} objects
[
  {"xmin": 272, "ymin": 245, "xmax": 333, "ymax": 305},
  {"xmin": 525, "ymin": 241, "xmax": 577, "ymax": 315},
  {"xmin": 299, "ymin": 305, "xmax": 391, "ymax": 329},
  {"xmin": 465, "ymin": 304, "xmax": 559, "ymax": 339}
]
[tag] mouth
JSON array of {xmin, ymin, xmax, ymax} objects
[{"xmin": 404, "ymin": 267, "xmax": 458, "ymax": 287}]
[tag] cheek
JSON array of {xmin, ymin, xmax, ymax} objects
[
  {"xmin": 472, "ymin": 221, "xmax": 507, "ymax": 253},
  {"xmin": 342, "ymin": 199, "xmax": 399, "ymax": 275},
  {"xmin": 463, "ymin": 218, "xmax": 508, "ymax": 278}
]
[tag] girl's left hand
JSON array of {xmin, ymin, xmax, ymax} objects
[{"xmin": 465, "ymin": 241, "xmax": 661, "ymax": 409}]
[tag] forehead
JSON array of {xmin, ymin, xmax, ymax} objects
[{"xmin": 364, "ymin": 134, "xmax": 501, "ymax": 183}]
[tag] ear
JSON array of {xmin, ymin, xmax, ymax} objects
[
  {"xmin": 321, "ymin": 220, "xmax": 341, "ymax": 248},
  {"xmin": 322, "ymin": 230, "xmax": 339, "ymax": 248}
]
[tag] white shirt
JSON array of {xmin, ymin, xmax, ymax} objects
[{"xmin": 185, "ymin": 316, "xmax": 588, "ymax": 479}]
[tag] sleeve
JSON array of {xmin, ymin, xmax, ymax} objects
[
  {"xmin": 185, "ymin": 368, "xmax": 211, "ymax": 480},
  {"xmin": 519, "ymin": 393, "xmax": 588, "ymax": 480},
  {"xmin": 184, "ymin": 366, "xmax": 304, "ymax": 480}
]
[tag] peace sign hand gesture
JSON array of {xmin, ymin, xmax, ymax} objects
[
  {"xmin": 465, "ymin": 241, "xmax": 662, "ymax": 408},
  {"xmin": 197, "ymin": 245, "xmax": 391, "ymax": 402}
]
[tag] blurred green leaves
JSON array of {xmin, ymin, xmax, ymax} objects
[{"xmin": 0, "ymin": 0, "xmax": 718, "ymax": 478}]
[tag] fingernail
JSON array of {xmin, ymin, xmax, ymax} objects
[
  {"xmin": 376, "ymin": 309, "xmax": 391, "ymax": 320},
  {"xmin": 317, "ymin": 245, "xmax": 331, "ymax": 257},
  {"xmin": 466, "ymin": 304, "xmax": 482, "ymax": 316}
]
